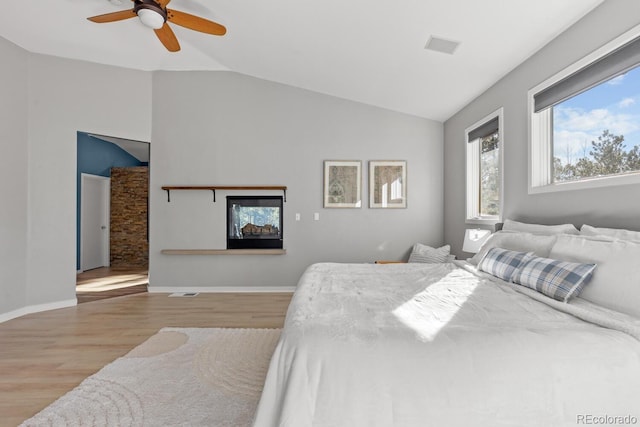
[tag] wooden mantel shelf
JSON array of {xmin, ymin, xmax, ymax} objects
[
  {"xmin": 161, "ymin": 185, "xmax": 287, "ymax": 202},
  {"xmin": 161, "ymin": 249, "xmax": 287, "ymax": 255}
]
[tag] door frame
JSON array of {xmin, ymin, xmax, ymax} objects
[{"xmin": 80, "ymin": 173, "xmax": 110, "ymax": 271}]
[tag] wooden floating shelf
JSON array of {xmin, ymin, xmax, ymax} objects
[
  {"xmin": 161, "ymin": 185, "xmax": 287, "ymax": 202},
  {"xmin": 161, "ymin": 249, "xmax": 287, "ymax": 255}
]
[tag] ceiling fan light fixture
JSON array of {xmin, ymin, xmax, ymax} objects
[{"xmin": 137, "ymin": 8, "xmax": 165, "ymax": 29}]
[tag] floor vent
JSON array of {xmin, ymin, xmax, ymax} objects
[{"xmin": 168, "ymin": 292, "xmax": 200, "ymax": 297}]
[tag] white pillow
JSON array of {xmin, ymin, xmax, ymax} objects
[
  {"xmin": 580, "ymin": 224, "xmax": 640, "ymax": 242},
  {"xmin": 408, "ymin": 244, "xmax": 452, "ymax": 263},
  {"xmin": 468, "ymin": 231, "xmax": 557, "ymax": 265},
  {"xmin": 502, "ymin": 219, "xmax": 579, "ymax": 236},
  {"xmin": 549, "ymin": 234, "xmax": 640, "ymax": 318}
]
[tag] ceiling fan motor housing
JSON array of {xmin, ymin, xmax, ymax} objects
[{"xmin": 134, "ymin": 0, "xmax": 167, "ymax": 29}]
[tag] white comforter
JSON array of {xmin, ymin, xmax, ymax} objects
[{"xmin": 253, "ymin": 262, "xmax": 640, "ymax": 427}]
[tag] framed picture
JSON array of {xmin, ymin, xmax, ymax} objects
[
  {"xmin": 369, "ymin": 160, "xmax": 407, "ymax": 208},
  {"xmin": 323, "ymin": 160, "xmax": 362, "ymax": 208}
]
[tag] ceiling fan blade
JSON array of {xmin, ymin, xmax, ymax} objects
[
  {"xmin": 167, "ymin": 9, "xmax": 226, "ymax": 35},
  {"xmin": 157, "ymin": 0, "xmax": 172, "ymax": 7},
  {"xmin": 154, "ymin": 23, "xmax": 181, "ymax": 52},
  {"xmin": 87, "ymin": 9, "xmax": 137, "ymax": 23}
]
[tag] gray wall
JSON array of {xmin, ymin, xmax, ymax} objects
[
  {"xmin": 444, "ymin": 0, "xmax": 640, "ymax": 258},
  {"xmin": 150, "ymin": 71, "xmax": 443, "ymax": 289},
  {"xmin": 0, "ymin": 37, "xmax": 28, "ymax": 316},
  {"xmin": 25, "ymin": 55, "xmax": 152, "ymax": 308},
  {"xmin": 0, "ymin": 41, "xmax": 152, "ymax": 319},
  {"xmin": 0, "ymin": 40, "xmax": 440, "ymax": 319}
]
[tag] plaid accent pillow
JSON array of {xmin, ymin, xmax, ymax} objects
[
  {"xmin": 511, "ymin": 256, "xmax": 596, "ymax": 302},
  {"xmin": 478, "ymin": 247, "xmax": 534, "ymax": 282}
]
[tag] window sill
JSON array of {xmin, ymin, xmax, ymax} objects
[
  {"xmin": 466, "ymin": 217, "xmax": 500, "ymax": 226},
  {"xmin": 529, "ymin": 172, "xmax": 640, "ymax": 195}
]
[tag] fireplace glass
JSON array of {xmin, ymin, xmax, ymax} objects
[{"xmin": 227, "ymin": 196, "xmax": 283, "ymax": 249}]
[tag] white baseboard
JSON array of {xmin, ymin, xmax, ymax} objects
[
  {"xmin": 0, "ymin": 298, "xmax": 78, "ymax": 323},
  {"xmin": 148, "ymin": 286, "xmax": 296, "ymax": 294}
]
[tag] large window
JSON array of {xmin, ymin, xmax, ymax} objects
[
  {"xmin": 529, "ymin": 25, "xmax": 640, "ymax": 193},
  {"xmin": 465, "ymin": 108, "xmax": 503, "ymax": 224}
]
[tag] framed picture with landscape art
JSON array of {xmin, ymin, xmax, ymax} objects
[
  {"xmin": 323, "ymin": 160, "xmax": 362, "ymax": 208},
  {"xmin": 369, "ymin": 160, "xmax": 407, "ymax": 208}
]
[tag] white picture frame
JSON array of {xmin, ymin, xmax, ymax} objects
[
  {"xmin": 369, "ymin": 160, "xmax": 407, "ymax": 208},
  {"xmin": 323, "ymin": 160, "xmax": 362, "ymax": 208}
]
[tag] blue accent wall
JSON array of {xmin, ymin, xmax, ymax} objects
[{"xmin": 77, "ymin": 131, "xmax": 145, "ymax": 269}]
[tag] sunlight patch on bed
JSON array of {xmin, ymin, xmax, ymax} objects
[{"xmin": 392, "ymin": 271, "xmax": 479, "ymax": 341}]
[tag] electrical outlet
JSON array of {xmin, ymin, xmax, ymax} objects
[
  {"xmin": 314, "ymin": 212, "xmax": 320, "ymax": 221},
  {"xmin": 295, "ymin": 213, "xmax": 301, "ymax": 221}
]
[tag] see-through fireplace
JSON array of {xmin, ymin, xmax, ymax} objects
[{"xmin": 227, "ymin": 196, "xmax": 283, "ymax": 249}]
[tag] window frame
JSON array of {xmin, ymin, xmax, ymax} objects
[
  {"xmin": 528, "ymin": 23, "xmax": 640, "ymax": 194},
  {"xmin": 465, "ymin": 107, "xmax": 504, "ymax": 225}
]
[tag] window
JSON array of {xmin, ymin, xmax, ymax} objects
[
  {"xmin": 529, "ymin": 25, "xmax": 640, "ymax": 193},
  {"xmin": 466, "ymin": 108, "xmax": 503, "ymax": 224}
]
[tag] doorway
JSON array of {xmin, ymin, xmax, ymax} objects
[{"xmin": 76, "ymin": 132, "xmax": 150, "ymax": 302}]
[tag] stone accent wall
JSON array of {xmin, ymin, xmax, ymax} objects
[{"xmin": 110, "ymin": 167, "xmax": 149, "ymax": 267}]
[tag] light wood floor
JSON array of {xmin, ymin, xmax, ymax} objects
[
  {"xmin": 0, "ymin": 291, "xmax": 292, "ymax": 426},
  {"xmin": 76, "ymin": 267, "xmax": 149, "ymax": 303}
]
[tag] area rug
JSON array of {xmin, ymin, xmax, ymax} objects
[{"xmin": 20, "ymin": 328, "xmax": 282, "ymax": 427}]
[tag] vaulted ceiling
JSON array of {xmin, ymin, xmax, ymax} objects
[{"xmin": 0, "ymin": 0, "xmax": 604, "ymax": 121}]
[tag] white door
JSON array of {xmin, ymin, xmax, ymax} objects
[{"xmin": 81, "ymin": 174, "xmax": 110, "ymax": 271}]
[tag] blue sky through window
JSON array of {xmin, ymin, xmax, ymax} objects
[{"xmin": 553, "ymin": 66, "xmax": 640, "ymax": 164}]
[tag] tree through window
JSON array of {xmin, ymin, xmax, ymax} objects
[{"xmin": 480, "ymin": 131, "xmax": 500, "ymax": 216}]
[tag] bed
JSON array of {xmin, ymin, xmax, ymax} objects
[{"xmin": 252, "ymin": 223, "xmax": 640, "ymax": 427}]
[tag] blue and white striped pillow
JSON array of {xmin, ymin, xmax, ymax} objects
[
  {"xmin": 511, "ymin": 256, "xmax": 596, "ymax": 302},
  {"xmin": 478, "ymin": 247, "xmax": 534, "ymax": 282}
]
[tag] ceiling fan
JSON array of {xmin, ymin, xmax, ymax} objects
[{"xmin": 87, "ymin": 0, "xmax": 226, "ymax": 52}]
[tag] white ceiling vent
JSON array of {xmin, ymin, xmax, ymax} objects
[{"xmin": 424, "ymin": 36, "xmax": 460, "ymax": 55}]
